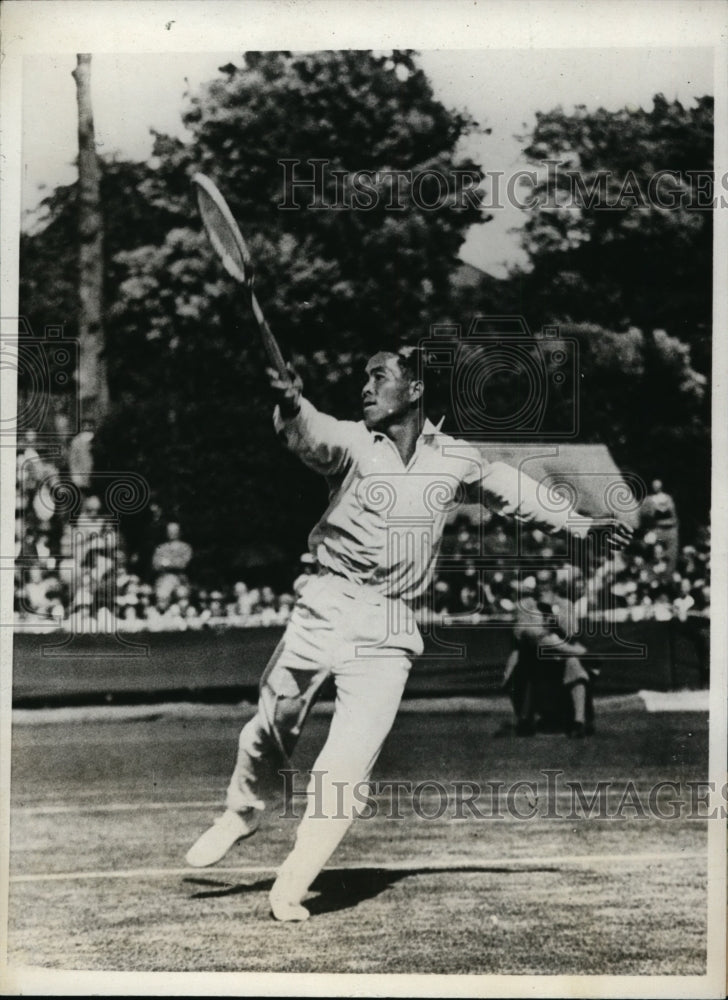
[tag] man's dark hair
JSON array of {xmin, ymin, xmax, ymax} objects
[{"xmin": 394, "ymin": 344, "xmax": 425, "ymax": 387}]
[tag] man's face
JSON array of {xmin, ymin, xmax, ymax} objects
[{"xmin": 361, "ymin": 352, "xmax": 418, "ymax": 430}]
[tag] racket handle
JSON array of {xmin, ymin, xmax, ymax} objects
[{"xmin": 250, "ymin": 290, "xmax": 288, "ymax": 379}]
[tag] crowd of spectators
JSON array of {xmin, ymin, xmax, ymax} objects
[
  {"xmin": 429, "ymin": 511, "xmax": 710, "ymax": 626},
  {"xmin": 13, "ymin": 428, "xmax": 305, "ymax": 634},
  {"xmin": 13, "ymin": 429, "xmax": 710, "ymax": 634}
]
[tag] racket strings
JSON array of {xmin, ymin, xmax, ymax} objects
[{"xmin": 196, "ymin": 186, "xmax": 249, "ymax": 283}]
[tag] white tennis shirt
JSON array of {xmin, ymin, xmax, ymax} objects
[{"xmin": 275, "ymin": 398, "xmax": 590, "ymax": 603}]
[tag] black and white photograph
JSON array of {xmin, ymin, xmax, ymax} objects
[{"xmin": 1, "ymin": 1, "xmax": 726, "ymax": 996}]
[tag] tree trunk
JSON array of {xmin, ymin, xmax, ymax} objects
[{"xmin": 72, "ymin": 53, "xmax": 109, "ymax": 423}]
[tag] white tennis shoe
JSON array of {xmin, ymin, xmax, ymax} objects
[
  {"xmin": 269, "ymin": 889, "xmax": 310, "ymax": 922},
  {"xmin": 185, "ymin": 808, "xmax": 260, "ymax": 867}
]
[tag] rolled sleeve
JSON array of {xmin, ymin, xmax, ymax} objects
[
  {"xmin": 273, "ymin": 397, "xmax": 358, "ymax": 478},
  {"xmin": 475, "ymin": 460, "xmax": 591, "ymax": 537}
]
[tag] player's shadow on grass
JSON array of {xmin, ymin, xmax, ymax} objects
[
  {"xmin": 183, "ymin": 875, "xmax": 275, "ymax": 899},
  {"xmin": 183, "ymin": 864, "xmax": 558, "ymax": 914}
]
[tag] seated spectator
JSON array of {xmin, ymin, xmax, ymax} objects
[
  {"xmin": 227, "ymin": 581, "xmax": 253, "ymax": 620},
  {"xmin": 145, "ymin": 592, "xmax": 174, "ymax": 632},
  {"xmin": 507, "ymin": 594, "xmax": 595, "ymax": 738},
  {"xmin": 66, "ymin": 589, "xmax": 97, "ymax": 633},
  {"xmin": 17, "ymin": 527, "xmax": 43, "ymax": 567},
  {"xmin": 483, "ymin": 522, "xmax": 512, "ymax": 557},
  {"xmin": 135, "ymin": 585, "xmax": 154, "ymax": 624},
  {"xmin": 72, "ymin": 495, "xmax": 111, "ymax": 574},
  {"xmin": 84, "ymin": 545, "xmax": 116, "ymax": 612},
  {"xmin": 453, "ymin": 519, "xmax": 480, "ymax": 562},
  {"xmin": 639, "ymin": 479, "xmax": 679, "ymax": 572},
  {"xmin": 200, "ymin": 590, "xmax": 227, "ymax": 625},
  {"xmin": 45, "ymin": 585, "xmax": 66, "ymax": 628},
  {"xmin": 58, "ymin": 521, "xmax": 74, "ymax": 561},
  {"xmin": 96, "ymin": 602, "xmax": 119, "ymax": 634},
  {"xmin": 652, "ymin": 592, "xmax": 673, "ymax": 621},
  {"xmin": 166, "ymin": 585, "xmax": 202, "ymax": 630},
  {"xmin": 70, "ymin": 569, "xmax": 95, "ymax": 617},
  {"xmin": 277, "ymin": 593, "xmax": 295, "ymax": 625},
  {"xmin": 30, "ymin": 461, "xmax": 58, "ymax": 533},
  {"xmin": 650, "ymin": 543, "xmax": 670, "ymax": 581},
  {"xmin": 457, "ymin": 582, "xmax": 481, "ymax": 616},
  {"xmin": 257, "ymin": 585, "xmax": 279, "ymax": 626},
  {"xmin": 19, "ymin": 566, "xmax": 56, "ymax": 618},
  {"xmin": 482, "ymin": 569, "xmax": 513, "ymax": 616},
  {"xmin": 673, "ymin": 578, "xmax": 695, "ymax": 621},
  {"xmin": 34, "ymin": 530, "xmax": 55, "ymax": 571},
  {"xmin": 623, "ymin": 591, "xmax": 644, "ymax": 621},
  {"xmin": 118, "ymin": 599, "xmax": 145, "ymax": 631},
  {"xmin": 16, "ymin": 429, "xmax": 44, "ymax": 494},
  {"xmin": 152, "ymin": 522, "xmax": 193, "ymax": 602},
  {"xmin": 678, "ymin": 545, "xmax": 699, "ymax": 578}
]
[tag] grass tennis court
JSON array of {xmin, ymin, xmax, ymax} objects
[{"xmin": 7, "ymin": 700, "xmax": 709, "ymax": 976}]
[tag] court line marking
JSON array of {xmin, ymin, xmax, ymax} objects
[
  {"xmin": 10, "ymin": 851, "xmax": 705, "ymax": 884},
  {"xmin": 11, "ymin": 788, "xmax": 691, "ymax": 815},
  {"xmin": 12, "ymin": 801, "xmax": 221, "ymax": 814}
]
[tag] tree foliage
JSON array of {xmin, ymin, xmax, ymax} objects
[
  {"xmin": 22, "ymin": 50, "xmax": 486, "ymax": 578},
  {"xmin": 19, "ymin": 63, "xmax": 712, "ymax": 575},
  {"xmin": 511, "ymin": 95, "xmax": 713, "ymax": 373},
  {"xmin": 503, "ymin": 94, "xmax": 712, "ymax": 532},
  {"xmin": 118, "ymin": 50, "xmax": 483, "ymax": 378}
]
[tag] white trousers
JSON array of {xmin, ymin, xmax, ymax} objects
[{"xmin": 225, "ymin": 573, "xmax": 423, "ymax": 901}]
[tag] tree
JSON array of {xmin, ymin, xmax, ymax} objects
[
  {"xmin": 96, "ymin": 50, "xmax": 487, "ymax": 577},
  {"xmin": 511, "ymin": 95, "xmax": 713, "ymax": 374},
  {"xmin": 502, "ymin": 95, "xmax": 712, "ymax": 532},
  {"xmin": 72, "ymin": 54, "xmax": 109, "ymax": 422},
  {"xmin": 18, "ymin": 158, "xmax": 183, "ymax": 436}
]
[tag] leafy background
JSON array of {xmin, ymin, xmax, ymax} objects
[{"xmin": 18, "ymin": 50, "xmax": 711, "ymax": 584}]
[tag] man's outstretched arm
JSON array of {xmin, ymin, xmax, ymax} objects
[
  {"xmin": 469, "ymin": 459, "xmax": 633, "ymax": 551},
  {"xmin": 268, "ymin": 366, "xmax": 357, "ymax": 478}
]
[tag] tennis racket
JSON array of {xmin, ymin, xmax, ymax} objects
[{"xmin": 192, "ymin": 172, "xmax": 288, "ymax": 379}]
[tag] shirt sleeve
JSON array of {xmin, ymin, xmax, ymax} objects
[
  {"xmin": 273, "ymin": 397, "xmax": 358, "ymax": 478},
  {"xmin": 463, "ymin": 456, "xmax": 592, "ymax": 537}
]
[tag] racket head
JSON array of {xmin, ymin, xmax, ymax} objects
[{"xmin": 192, "ymin": 172, "xmax": 252, "ymax": 284}]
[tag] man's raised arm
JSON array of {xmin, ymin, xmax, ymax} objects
[{"xmin": 268, "ymin": 365, "xmax": 357, "ymax": 478}]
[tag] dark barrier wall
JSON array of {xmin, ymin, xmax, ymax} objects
[{"xmin": 12, "ymin": 618, "xmax": 706, "ymax": 704}]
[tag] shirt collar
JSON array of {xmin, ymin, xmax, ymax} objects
[
  {"xmin": 372, "ymin": 415, "xmax": 445, "ymax": 444},
  {"xmin": 423, "ymin": 415, "xmax": 445, "ymax": 437}
]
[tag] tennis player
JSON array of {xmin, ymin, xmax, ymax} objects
[{"xmin": 186, "ymin": 346, "xmax": 632, "ymax": 921}]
